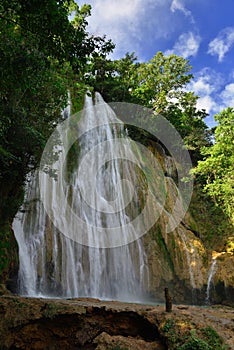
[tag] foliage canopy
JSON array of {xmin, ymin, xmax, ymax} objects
[
  {"xmin": 86, "ymin": 51, "xmax": 210, "ymax": 162},
  {"xmin": 194, "ymin": 108, "xmax": 234, "ymax": 223},
  {"xmin": 0, "ymin": 0, "xmax": 113, "ymax": 222}
]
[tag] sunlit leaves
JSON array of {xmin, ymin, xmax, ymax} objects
[{"xmin": 194, "ymin": 108, "xmax": 234, "ymax": 222}]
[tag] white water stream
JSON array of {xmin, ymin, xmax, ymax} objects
[
  {"xmin": 206, "ymin": 258, "xmax": 217, "ymax": 303},
  {"xmin": 13, "ymin": 93, "xmax": 149, "ymax": 301}
]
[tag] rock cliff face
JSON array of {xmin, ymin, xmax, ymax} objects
[
  {"xmin": 139, "ymin": 141, "xmax": 234, "ymax": 305},
  {"xmin": 0, "ymin": 296, "xmax": 233, "ymax": 349},
  {"xmin": 144, "ymin": 229, "xmax": 234, "ymax": 305},
  {"xmin": 208, "ymin": 253, "xmax": 234, "ymax": 304}
]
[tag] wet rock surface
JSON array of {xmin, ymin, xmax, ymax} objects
[{"xmin": 0, "ymin": 296, "xmax": 233, "ymax": 349}]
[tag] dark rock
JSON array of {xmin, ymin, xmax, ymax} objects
[{"xmin": 0, "ymin": 296, "xmax": 233, "ymax": 349}]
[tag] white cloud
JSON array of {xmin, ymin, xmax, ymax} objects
[
  {"xmin": 208, "ymin": 27, "xmax": 234, "ymax": 62},
  {"xmin": 78, "ymin": 0, "xmax": 178, "ymax": 59},
  {"xmin": 196, "ymin": 96, "xmax": 217, "ymax": 114},
  {"xmin": 192, "ymin": 80, "xmax": 212, "ymax": 95},
  {"xmin": 188, "ymin": 68, "xmax": 223, "ymax": 96},
  {"xmin": 220, "ymin": 83, "xmax": 234, "ymax": 107},
  {"xmin": 82, "ymin": 0, "xmax": 141, "ymax": 39},
  {"xmin": 165, "ymin": 32, "xmax": 201, "ymax": 58},
  {"xmin": 170, "ymin": 0, "xmax": 194, "ymax": 22},
  {"xmin": 188, "ymin": 68, "xmax": 234, "ymax": 113},
  {"xmin": 190, "ymin": 70, "xmax": 234, "ymax": 118},
  {"xmin": 94, "ymin": 0, "xmax": 138, "ymax": 19},
  {"xmin": 187, "ymin": 68, "xmax": 224, "ymax": 115}
]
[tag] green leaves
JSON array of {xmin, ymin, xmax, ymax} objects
[
  {"xmin": 86, "ymin": 51, "xmax": 209, "ymax": 163},
  {"xmin": 194, "ymin": 108, "xmax": 234, "ymax": 223},
  {"xmin": 0, "ymin": 0, "xmax": 113, "ymax": 223},
  {"xmin": 132, "ymin": 52, "xmax": 193, "ymax": 108}
]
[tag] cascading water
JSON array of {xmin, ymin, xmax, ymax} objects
[
  {"xmin": 206, "ymin": 258, "xmax": 217, "ymax": 303},
  {"xmin": 13, "ymin": 93, "xmax": 150, "ymax": 301},
  {"xmin": 12, "ymin": 92, "xmax": 205, "ymax": 304}
]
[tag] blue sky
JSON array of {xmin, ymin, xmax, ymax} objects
[{"xmin": 78, "ymin": 0, "xmax": 234, "ymax": 127}]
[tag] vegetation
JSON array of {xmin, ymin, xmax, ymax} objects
[
  {"xmin": 162, "ymin": 319, "xmax": 227, "ymax": 350},
  {"xmin": 188, "ymin": 183, "xmax": 233, "ymax": 248},
  {"xmin": 43, "ymin": 303, "xmax": 60, "ymax": 319},
  {"xmin": 0, "ymin": 0, "xmax": 113, "ymax": 225},
  {"xmin": 86, "ymin": 52, "xmax": 210, "ymax": 163},
  {"xmin": 193, "ymin": 108, "xmax": 234, "ymax": 224}
]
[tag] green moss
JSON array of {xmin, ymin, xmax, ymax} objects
[
  {"xmin": 171, "ymin": 234, "xmax": 176, "ymax": 251},
  {"xmin": 11, "ymin": 298, "xmax": 27, "ymax": 309},
  {"xmin": 43, "ymin": 303, "xmax": 60, "ymax": 319},
  {"xmin": 152, "ymin": 225, "xmax": 175, "ymax": 273},
  {"xmin": 65, "ymin": 141, "xmax": 80, "ymax": 183}
]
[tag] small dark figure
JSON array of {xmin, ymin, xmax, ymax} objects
[{"xmin": 164, "ymin": 287, "xmax": 172, "ymax": 312}]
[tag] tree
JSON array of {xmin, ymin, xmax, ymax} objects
[
  {"xmin": 0, "ymin": 1, "xmax": 113, "ymax": 68},
  {"xmin": 131, "ymin": 53, "xmax": 209, "ymax": 159},
  {"xmin": 157, "ymin": 91, "xmax": 210, "ymax": 163},
  {"xmin": 86, "ymin": 52, "xmax": 210, "ymax": 162},
  {"xmin": 193, "ymin": 108, "xmax": 234, "ymax": 223},
  {"xmin": 0, "ymin": 0, "xmax": 114, "ymax": 223},
  {"xmin": 131, "ymin": 52, "xmax": 193, "ymax": 108},
  {"xmin": 85, "ymin": 52, "xmax": 139, "ymax": 102}
]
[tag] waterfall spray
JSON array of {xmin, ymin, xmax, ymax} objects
[
  {"xmin": 13, "ymin": 93, "xmax": 150, "ymax": 301},
  {"xmin": 13, "ymin": 92, "xmax": 195, "ymax": 303}
]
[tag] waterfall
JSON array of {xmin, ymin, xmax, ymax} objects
[
  {"xmin": 206, "ymin": 258, "xmax": 217, "ymax": 303},
  {"xmin": 13, "ymin": 93, "xmax": 150, "ymax": 301}
]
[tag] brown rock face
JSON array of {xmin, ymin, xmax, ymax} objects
[
  {"xmin": 94, "ymin": 332, "xmax": 164, "ymax": 349},
  {"xmin": 0, "ymin": 296, "xmax": 162, "ymax": 349},
  {"xmin": 0, "ymin": 296, "xmax": 233, "ymax": 349}
]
